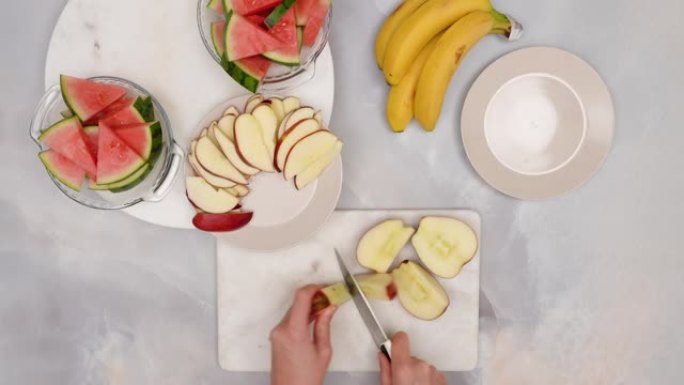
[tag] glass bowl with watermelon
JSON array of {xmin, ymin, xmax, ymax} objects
[
  {"xmin": 29, "ymin": 75, "xmax": 185, "ymax": 210},
  {"xmin": 198, "ymin": 0, "xmax": 332, "ymax": 92}
]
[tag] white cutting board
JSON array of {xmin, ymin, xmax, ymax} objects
[{"xmin": 217, "ymin": 210, "xmax": 481, "ymax": 372}]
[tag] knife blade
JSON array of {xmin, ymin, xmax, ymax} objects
[{"xmin": 335, "ymin": 249, "xmax": 392, "ymax": 360}]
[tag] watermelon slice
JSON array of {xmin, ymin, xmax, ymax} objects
[
  {"xmin": 207, "ymin": 0, "xmax": 224, "ymax": 13},
  {"xmin": 60, "ymin": 75, "xmax": 127, "ymax": 122},
  {"xmin": 90, "ymin": 163, "xmax": 150, "ymax": 192},
  {"xmin": 294, "ymin": 0, "xmax": 316, "ymax": 26},
  {"xmin": 212, "ymin": 21, "xmax": 227, "ymax": 57},
  {"xmin": 39, "ymin": 117, "xmax": 97, "ymax": 176},
  {"xmin": 83, "ymin": 96, "xmax": 133, "ymax": 125},
  {"xmin": 39, "ymin": 150, "xmax": 86, "ymax": 191},
  {"xmin": 83, "ymin": 126, "xmax": 99, "ymax": 159},
  {"xmin": 96, "ymin": 122, "xmax": 146, "ymax": 185},
  {"xmin": 302, "ymin": 0, "xmax": 330, "ymax": 46},
  {"xmin": 221, "ymin": 53, "xmax": 272, "ymax": 92},
  {"xmin": 262, "ymin": 8, "xmax": 299, "ymax": 65},
  {"xmin": 114, "ymin": 122, "xmax": 163, "ymax": 165},
  {"xmin": 229, "ymin": 0, "xmax": 281, "ymax": 16},
  {"xmin": 265, "ymin": 0, "xmax": 297, "ymax": 28},
  {"xmin": 101, "ymin": 97, "xmax": 154, "ymax": 126},
  {"xmin": 225, "ymin": 11, "xmax": 288, "ymax": 61}
]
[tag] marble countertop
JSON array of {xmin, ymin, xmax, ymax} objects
[{"xmin": 2, "ymin": 0, "xmax": 683, "ymax": 384}]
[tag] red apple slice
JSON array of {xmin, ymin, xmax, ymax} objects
[
  {"xmin": 252, "ymin": 104, "xmax": 279, "ymax": 157},
  {"xmin": 195, "ymin": 136, "xmax": 249, "ymax": 184},
  {"xmin": 234, "ymin": 114, "xmax": 275, "ymax": 172},
  {"xmin": 217, "ymin": 114, "xmax": 237, "ymax": 141},
  {"xmin": 244, "ymin": 94, "xmax": 264, "ymax": 113},
  {"xmin": 225, "ymin": 184, "xmax": 249, "ymax": 197},
  {"xmin": 223, "ymin": 105, "xmax": 240, "ymax": 116},
  {"xmin": 294, "ymin": 140, "xmax": 342, "ymax": 190},
  {"xmin": 275, "ymin": 118, "xmax": 321, "ymax": 171},
  {"xmin": 186, "ymin": 176, "xmax": 240, "ymax": 214},
  {"xmin": 206, "ymin": 122, "xmax": 220, "ymax": 146},
  {"xmin": 213, "ymin": 126, "xmax": 261, "ymax": 176},
  {"xmin": 188, "ymin": 149, "xmax": 236, "ymax": 188},
  {"xmin": 268, "ymin": 97, "xmax": 286, "ymax": 124},
  {"xmin": 277, "ymin": 107, "xmax": 316, "ymax": 138},
  {"xmin": 282, "ymin": 96, "xmax": 301, "ymax": 114},
  {"xmin": 200, "ymin": 127, "xmax": 208, "ymax": 137},
  {"xmin": 392, "ymin": 260, "xmax": 449, "ymax": 321},
  {"xmin": 283, "ymin": 130, "xmax": 339, "ymax": 180},
  {"xmin": 192, "ymin": 211, "xmax": 253, "ymax": 232}
]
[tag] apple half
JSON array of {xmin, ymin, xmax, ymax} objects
[
  {"xmin": 186, "ymin": 176, "xmax": 240, "ymax": 214},
  {"xmin": 392, "ymin": 260, "xmax": 449, "ymax": 321},
  {"xmin": 234, "ymin": 113, "xmax": 276, "ymax": 172},
  {"xmin": 217, "ymin": 114, "xmax": 237, "ymax": 141},
  {"xmin": 277, "ymin": 107, "xmax": 316, "ymax": 138},
  {"xmin": 252, "ymin": 104, "xmax": 279, "ymax": 157},
  {"xmin": 244, "ymin": 94, "xmax": 264, "ymax": 113},
  {"xmin": 223, "ymin": 105, "xmax": 240, "ymax": 116},
  {"xmin": 213, "ymin": 126, "xmax": 261, "ymax": 176},
  {"xmin": 283, "ymin": 130, "xmax": 339, "ymax": 180},
  {"xmin": 195, "ymin": 136, "xmax": 248, "ymax": 184},
  {"xmin": 357, "ymin": 219, "xmax": 415, "ymax": 273},
  {"xmin": 282, "ymin": 96, "xmax": 301, "ymax": 114},
  {"xmin": 294, "ymin": 141, "xmax": 342, "ymax": 190},
  {"xmin": 411, "ymin": 216, "xmax": 478, "ymax": 278},
  {"xmin": 193, "ymin": 211, "xmax": 253, "ymax": 232}
]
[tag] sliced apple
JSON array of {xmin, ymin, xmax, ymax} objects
[
  {"xmin": 195, "ymin": 136, "xmax": 248, "ymax": 184},
  {"xmin": 283, "ymin": 130, "xmax": 338, "ymax": 180},
  {"xmin": 213, "ymin": 126, "xmax": 260, "ymax": 176},
  {"xmin": 252, "ymin": 104, "xmax": 279, "ymax": 157},
  {"xmin": 357, "ymin": 219, "xmax": 415, "ymax": 273},
  {"xmin": 234, "ymin": 113, "xmax": 275, "ymax": 172},
  {"xmin": 412, "ymin": 216, "xmax": 478, "ymax": 278},
  {"xmin": 312, "ymin": 282, "xmax": 351, "ymax": 313},
  {"xmin": 275, "ymin": 118, "xmax": 321, "ymax": 171},
  {"xmin": 282, "ymin": 96, "xmax": 301, "ymax": 114},
  {"xmin": 314, "ymin": 111, "xmax": 323, "ymax": 124},
  {"xmin": 277, "ymin": 107, "xmax": 316, "ymax": 138},
  {"xmin": 188, "ymin": 150, "xmax": 236, "ymax": 188},
  {"xmin": 268, "ymin": 97, "xmax": 286, "ymax": 124},
  {"xmin": 294, "ymin": 141, "xmax": 342, "ymax": 190},
  {"xmin": 392, "ymin": 260, "xmax": 449, "ymax": 321},
  {"xmin": 192, "ymin": 211, "xmax": 253, "ymax": 232},
  {"xmin": 200, "ymin": 127, "xmax": 208, "ymax": 137},
  {"xmin": 217, "ymin": 114, "xmax": 237, "ymax": 141},
  {"xmin": 186, "ymin": 176, "xmax": 240, "ymax": 214},
  {"xmin": 357, "ymin": 273, "xmax": 397, "ymax": 300},
  {"xmin": 223, "ymin": 105, "xmax": 240, "ymax": 116},
  {"xmin": 244, "ymin": 94, "xmax": 264, "ymax": 113},
  {"xmin": 225, "ymin": 184, "xmax": 249, "ymax": 197}
]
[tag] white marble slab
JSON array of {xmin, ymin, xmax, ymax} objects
[
  {"xmin": 43, "ymin": 0, "xmax": 335, "ymax": 229},
  {"xmin": 217, "ymin": 210, "xmax": 481, "ymax": 372}
]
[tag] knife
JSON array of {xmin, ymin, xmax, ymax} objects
[{"xmin": 335, "ymin": 249, "xmax": 392, "ymax": 360}]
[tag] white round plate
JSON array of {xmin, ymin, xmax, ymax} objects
[
  {"xmin": 44, "ymin": 0, "xmax": 336, "ymax": 228},
  {"xmin": 462, "ymin": 47, "xmax": 614, "ymax": 200},
  {"xmin": 189, "ymin": 94, "xmax": 343, "ymax": 251}
]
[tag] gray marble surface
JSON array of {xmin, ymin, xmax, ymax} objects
[{"xmin": 1, "ymin": 0, "xmax": 683, "ymax": 384}]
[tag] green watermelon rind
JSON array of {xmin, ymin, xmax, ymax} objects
[
  {"xmin": 262, "ymin": 49, "xmax": 301, "ymax": 66},
  {"xmin": 265, "ymin": 0, "xmax": 297, "ymax": 28},
  {"xmin": 39, "ymin": 151, "xmax": 83, "ymax": 191},
  {"xmin": 220, "ymin": 53, "xmax": 261, "ymax": 93},
  {"xmin": 134, "ymin": 96, "xmax": 156, "ymax": 122},
  {"xmin": 60, "ymin": 109, "xmax": 74, "ymax": 119},
  {"xmin": 90, "ymin": 163, "xmax": 150, "ymax": 192},
  {"xmin": 147, "ymin": 122, "xmax": 163, "ymax": 167},
  {"xmin": 207, "ymin": 0, "xmax": 223, "ymax": 12},
  {"xmin": 38, "ymin": 117, "xmax": 77, "ymax": 141},
  {"xmin": 222, "ymin": 0, "xmax": 233, "ymax": 14}
]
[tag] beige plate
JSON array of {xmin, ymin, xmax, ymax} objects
[
  {"xmin": 190, "ymin": 94, "xmax": 343, "ymax": 251},
  {"xmin": 462, "ymin": 47, "xmax": 614, "ymax": 200}
]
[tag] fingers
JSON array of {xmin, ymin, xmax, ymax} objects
[
  {"xmin": 313, "ymin": 305, "xmax": 337, "ymax": 355},
  {"xmin": 378, "ymin": 353, "xmax": 392, "ymax": 385},
  {"xmin": 284, "ymin": 285, "xmax": 321, "ymax": 330},
  {"xmin": 391, "ymin": 331, "xmax": 411, "ymax": 363}
]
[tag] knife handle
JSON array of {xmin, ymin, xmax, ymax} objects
[{"xmin": 380, "ymin": 340, "xmax": 392, "ymax": 361}]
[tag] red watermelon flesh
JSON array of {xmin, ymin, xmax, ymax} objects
[
  {"xmin": 225, "ymin": 12, "xmax": 289, "ymax": 60},
  {"xmin": 83, "ymin": 126, "xmax": 99, "ymax": 160},
  {"xmin": 114, "ymin": 122, "xmax": 158, "ymax": 160},
  {"xmin": 238, "ymin": 55, "xmax": 272, "ymax": 79},
  {"xmin": 303, "ymin": 0, "xmax": 329, "ymax": 46},
  {"xmin": 60, "ymin": 75, "xmax": 127, "ymax": 123},
  {"xmin": 39, "ymin": 117, "xmax": 97, "ymax": 176},
  {"xmin": 83, "ymin": 97, "xmax": 133, "ymax": 125},
  {"xmin": 268, "ymin": 8, "xmax": 298, "ymax": 47},
  {"xmin": 229, "ymin": 0, "xmax": 281, "ymax": 16},
  {"xmin": 38, "ymin": 150, "xmax": 86, "ymax": 191},
  {"xmin": 100, "ymin": 99, "xmax": 146, "ymax": 127},
  {"xmin": 294, "ymin": 0, "xmax": 316, "ymax": 26},
  {"xmin": 96, "ymin": 123, "xmax": 146, "ymax": 185}
]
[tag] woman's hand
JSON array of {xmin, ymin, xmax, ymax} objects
[
  {"xmin": 378, "ymin": 332, "xmax": 447, "ymax": 385},
  {"xmin": 271, "ymin": 285, "xmax": 338, "ymax": 385}
]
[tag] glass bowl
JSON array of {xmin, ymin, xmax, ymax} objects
[
  {"xmin": 29, "ymin": 76, "xmax": 185, "ymax": 210},
  {"xmin": 197, "ymin": 0, "xmax": 332, "ymax": 90}
]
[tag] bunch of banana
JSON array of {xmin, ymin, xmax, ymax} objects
[{"xmin": 376, "ymin": 0, "xmax": 522, "ymax": 132}]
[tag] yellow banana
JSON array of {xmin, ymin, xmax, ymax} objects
[
  {"xmin": 374, "ymin": 0, "xmax": 430, "ymax": 69},
  {"xmin": 386, "ymin": 34, "xmax": 441, "ymax": 132},
  {"xmin": 414, "ymin": 10, "xmax": 514, "ymax": 131},
  {"xmin": 382, "ymin": 0, "xmax": 491, "ymax": 85}
]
